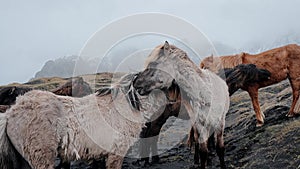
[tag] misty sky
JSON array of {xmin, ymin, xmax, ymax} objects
[{"xmin": 1, "ymin": 0, "xmax": 300, "ymax": 85}]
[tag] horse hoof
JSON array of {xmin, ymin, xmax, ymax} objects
[
  {"xmin": 152, "ymin": 155, "xmax": 160, "ymax": 164},
  {"xmin": 143, "ymin": 161, "xmax": 151, "ymax": 167},
  {"xmin": 286, "ymin": 113, "xmax": 295, "ymax": 118},
  {"xmin": 131, "ymin": 160, "xmax": 141, "ymax": 166},
  {"xmin": 256, "ymin": 122, "xmax": 264, "ymax": 127}
]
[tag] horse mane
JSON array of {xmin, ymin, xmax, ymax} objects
[
  {"xmin": 219, "ymin": 64, "xmax": 271, "ymax": 95},
  {"xmin": 225, "ymin": 64, "xmax": 271, "ymax": 84},
  {"xmin": 96, "ymin": 73, "xmax": 141, "ymax": 111}
]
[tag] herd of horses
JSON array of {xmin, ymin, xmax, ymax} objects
[{"xmin": 0, "ymin": 42, "xmax": 299, "ymax": 169}]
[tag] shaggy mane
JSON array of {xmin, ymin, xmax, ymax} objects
[{"xmin": 96, "ymin": 73, "xmax": 141, "ymax": 111}]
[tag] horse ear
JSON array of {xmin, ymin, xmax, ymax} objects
[
  {"xmin": 208, "ymin": 54, "xmax": 213, "ymax": 61},
  {"xmin": 163, "ymin": 41, "xmax": 170, "ymax": 56},
  {"xmin": 164, "ymin": 41, "xmax": 169, "ymax": 49},
  {"xmin": 10, "ymin": 87, "xmax": 16, "ymax": 95}
]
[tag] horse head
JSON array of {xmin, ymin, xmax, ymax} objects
[
  {"xmin": 0, "ymin": 86, "xmax": 31, "ymax": 105},
  {"xmin": 200, "ymin": 54, "xmax": 222, "ymax": 73},
  {"xmin": 134, "ymin": 41, "xmax": 188, "ymax": 95}
]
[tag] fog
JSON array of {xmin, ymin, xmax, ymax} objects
[{"xmin": 1, "ymin": 0, "xmax": 300, "ymax": 85}]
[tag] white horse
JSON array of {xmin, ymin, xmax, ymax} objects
[
  {"xmin": 134, "ymin": 41, "xmax": 230, "ymax": 169},
  {"xmin": 0, "ymin": 73, "xmax": 158, "ymax": 169}
]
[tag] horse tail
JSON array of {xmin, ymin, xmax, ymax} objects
[{"xmin": 0, "ymin": 113, "xmax": 30, "ymax": 169}]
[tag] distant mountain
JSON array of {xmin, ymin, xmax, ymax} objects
[
  {"xmin": 35, "ymin": 56, "xmax": 77, "ymax": 78},
  {"xmin": 34, "ymin": 34, "xmax": 300, "ymax": 79}
]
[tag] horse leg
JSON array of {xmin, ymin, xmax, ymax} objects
[
  {"xmin": 149, "ymin": 106, "xmax": 176, "ymax": 164},
  {"xmin": 25, "ymin": 140, "xmax": 58, "ymax": 169},
  {"xmin": 287, "ymin": 79, "xmax": 300, "ymax": 117},
  {"xmin": 194, "ymin": 142, "xmax": 200, "ymax": 165},
  {"xmin": 106, "ymin": 154, "xmax": 124, "ymax": 169},
  {"xmin": 150, "ymin": 136, "xmax": 160, "ymax": 163},
  {"xmin": 207, "ymin": 133, "xmax": 215, "ymax": 166},
  {"xmin": 247, "ymin": 87, "xmax": 264, "ymax": 127},
  {"xmin": 139, "ymin": 122, "xmax": 151, "ymax": 166},
  {"xmin": 199, "ymin": 141, "xmax": 208, "ymax": 169},
  {"xmin": 188, "ymin": 126, "xmax": 200, "ymax": 165},
  {"xmin": 216, "ymin": 131, "xmax": 226, "ymax": 169}
]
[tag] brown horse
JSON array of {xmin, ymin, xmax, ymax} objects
[
  {"xmin": 0, "ymin": 77, "xmax": 92, "ymax": 113},
  {"xmin": 137, "ymin": 80, "xmax": 186, "ymax": 166},
  {"xmin": 201, "ymin": 44, "xmax": 300, "ymax": 126},
  {"xmin": 51, "ymin": 77, "xmax": 92, "ymax": 97}
]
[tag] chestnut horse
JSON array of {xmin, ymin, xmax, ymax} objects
[{"xmin": 201, "ymin": 44, "xmax": 300, "ymax": 126}]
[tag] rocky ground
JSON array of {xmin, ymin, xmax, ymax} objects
[
  {"xmin": 122, "ymin": 79, "xmax": 300, "ymax": 169},
  {"xmin": 2, "ymin": 74, "xmax": 300, "ymax": 169}
]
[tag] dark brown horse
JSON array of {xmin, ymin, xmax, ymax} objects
[
  {"xmin": 0, "ymin": 86, "xmax": 31, "ymax": 113},
  {"xmin": 137, "ymin": 80, "xmax": 186, "ymax": 166},
  {"xmin": 51, "ymin": 77, "xmax": 92, "ymax": 97},
  {"xmin": 0, "ymin": 77, "xmax": 92, "ymax": 113}
]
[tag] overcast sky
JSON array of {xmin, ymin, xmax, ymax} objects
[{"xmin": 1, "ymin": 0, "xmax": 300, "ymax": 85}]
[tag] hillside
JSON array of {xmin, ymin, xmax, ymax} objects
[
  {"xmin": 123, "ymin": 80, "xmax": 300, "ymax": 169},
  {"xmin": 1, "ymin": 74, "xmax": 300, "ymax": 168}
]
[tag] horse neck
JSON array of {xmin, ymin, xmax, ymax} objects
[
  {"xmin": 100, "ymin": 88, "xmax": 144, "ymax": 125},
  {"xmin": 173, "ymin": 58, "xmax": 211, "ymax": 105},
  {"xmin": 75, "ymin": 93, "xmax": 142, "ymax": 146}
]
